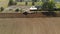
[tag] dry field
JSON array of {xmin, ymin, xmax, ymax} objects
[{"xmin": 0, "ymin": 18, "xmax": 60, "ymax": 34}]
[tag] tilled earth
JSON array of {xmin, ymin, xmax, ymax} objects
[{"xmin": 0, "ymin": 18, "xmax": 60, "ymax": 34}]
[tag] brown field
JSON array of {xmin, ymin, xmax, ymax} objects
[{"xmin": 0, "ymin": 18, "xmax": 60, "ymax": 34}]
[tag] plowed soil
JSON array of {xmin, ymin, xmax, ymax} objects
[{"xmin": 0, "ymin": 18, "xmax": 60, "ymax": 34}]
